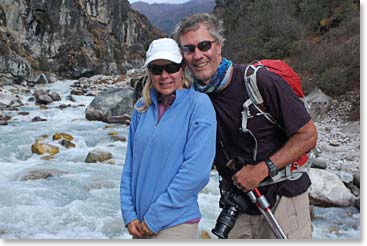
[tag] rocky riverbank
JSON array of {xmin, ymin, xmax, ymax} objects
[{"xmin": 0, "ymin": 71, "xmax": 360, "ymax": 224}]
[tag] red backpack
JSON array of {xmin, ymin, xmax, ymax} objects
[{"xmin": 242, "ymin": 60, "xmax": 312, "ymax": 184}]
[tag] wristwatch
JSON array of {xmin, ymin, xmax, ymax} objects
[{"xmin": 265, "ymin": 158, "xmax": 279, "ymax": 178}]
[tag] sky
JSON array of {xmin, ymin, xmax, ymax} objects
[{"xmin": 129, "ymin": 0, "xmax": 190, "ymax": 4}]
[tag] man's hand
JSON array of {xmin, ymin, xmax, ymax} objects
[
  {"xmin": 232, "ymin": 162, "xmax": 268, "ymax": 191},
  {"xmin": 127, "ymin": 219, "xmax": 144, "ymax": 238},
  {"xmin": 142, "ymin": 221, "xmax": 155, "ymax": 237}
]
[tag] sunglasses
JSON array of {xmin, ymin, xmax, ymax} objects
[
  {"xmin": 180, "ymin": 40, "xmax": 216, "ymax": 53},
  {"xmin": 148, "ymin": 62, "xmax": 182, "ymax": 75}
]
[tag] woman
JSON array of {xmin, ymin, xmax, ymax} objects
[{"xmin": 120, "ymin": 38, "xmax": 216, "ymax": 239}]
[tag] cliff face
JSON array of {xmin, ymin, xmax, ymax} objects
[{"xmin": 0, "ymin": 0, "xmax": 162, "ymax": 83}]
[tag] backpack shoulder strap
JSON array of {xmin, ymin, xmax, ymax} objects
[
  {"xmin": 244, "ymin": 64, "xmax": 264, "ymax": 104},
  {"xmin": 242, "ymin": 64, "xmax": 280, "ymax": 129}
]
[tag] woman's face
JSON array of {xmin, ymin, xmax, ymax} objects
[{"xmin": 148, "ymin": 59, "xmax": 184, "ymax": 98}]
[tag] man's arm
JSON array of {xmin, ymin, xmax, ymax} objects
[{"xmin": 233, "ymin": 119, "xmax": 317, "ymax": 191}]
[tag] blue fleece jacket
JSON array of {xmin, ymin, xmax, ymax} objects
[{"xmin": 120, "ymin": 86, "xmax": 216, "ymax": 233}]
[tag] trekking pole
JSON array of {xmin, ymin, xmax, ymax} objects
[{"xmin": 246, "ymin": 188, "xmax": 288, "ymax": 239}]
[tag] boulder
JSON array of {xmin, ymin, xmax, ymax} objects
[
  {"xmin": 60, "ymin": 139, "xmax": 76, "ymax": 149},
  {"xmin": 311, "ymin": 158, "xmax": 327, "ymax": 169},
  {"xmin": 41, "ymin": 155, "xmax": 55, "ymax": 161},
  {"xmin": 19, "ymin": 169, "xmax": 68, "ymax": 181},
  {"xmin": 200, "ymin": 230, "xmax": 212, "ymax": 239},
  {"xmin": 53, "ymin": 132, "xmax": 74, "ymax": 141},
  {"xmin": 340, "ymin": 121, "xmax": 360, "ymax": 134},
  {"xmin": 31, "ymin": 116, "xmax": 47, "ymax": 122},
  {"xmin": 110, "ymin": 135, "xmax": 127, "ymax": 142},
  {"xmin": 0, "ymin": 114, "xmax": 10, "ymax": 125},
  {"xmin": 0, "ymin": 90, "xmax": 21, "ymax": 110},
  {"xmin": 36, "ymin": 94, "xmax": 53, "ymax": 104},
  {"xmin": 337, "ymin": 170, "xmax": 353, "ymax": 186},
  {"xmin": 107, "ymin": 113, "xmax": 131, "ymax": 125},
  {"xmin": 85, "ymin": 149, "xmax": 113, "ymax": 163},
  {"xmin": 306, "ymin": 88, "xmax": 332, "ymax": 120},
  {"xmin": 49, "ymin": 92, "xmax": 61, "ymax": 101},
  {"xmin": 33, "ymin": 89, "xmax": 61, "ymax": 104},
  {"xmin": 85, "ymin": 88, "xmax": 134, "ymax": 123},
  {"xmin": 353, "ymin": 171, "xmax": 360, "ymax": 188},
  {"xmin": 308, "ymin": 168, "xmax": 355, "ymax": 207},
  {"xmin": 31, "ymin": 142, "xmax": 59, "ymax": 155}
]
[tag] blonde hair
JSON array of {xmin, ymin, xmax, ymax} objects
[{"xmin": 135, "ymin": 68, "xmax": 191, "ymax": 112}]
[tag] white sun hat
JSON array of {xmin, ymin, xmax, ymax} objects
[{"xmin": 143, "ymin": 38, "xmax": 183, "ymax": 68}]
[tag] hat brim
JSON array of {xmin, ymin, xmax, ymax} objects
[{"xmin": 143, "ymin": 52, "xmax": 183, "ymax": 68}]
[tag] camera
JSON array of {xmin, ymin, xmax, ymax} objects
[{"xmin": 211, "ymin": 186, "xmax": 251, "ymax": 239}]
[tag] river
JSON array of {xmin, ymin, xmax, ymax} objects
[{"xmin": 0, "ymin": 80, "xmax": 360, "ymax": 239}]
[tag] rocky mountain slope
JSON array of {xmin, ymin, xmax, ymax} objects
[
  {"xmin": 0, "ymin": 0, "xmax": 162, "ymax": 84},
  {"xmin": 131, "ymin": 0, "xmax": 215, "ymax": 34}
]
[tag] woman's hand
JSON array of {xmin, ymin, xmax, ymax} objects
[
  {"xmin": 141, "ymin": 221, "xmax": 155, "ymax": 237},
  {"xmin": 127, "ymin": 219, "xmax": 144, "ymax": 238}
]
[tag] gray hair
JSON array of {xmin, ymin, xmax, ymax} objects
[{"xmin": 172, "ymin": 13, "xmax": 225, "ymax": 46}]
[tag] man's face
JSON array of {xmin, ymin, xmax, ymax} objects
[{"xmin": 179, "ymin": 24, "xmax": 222, "ymax": 85}]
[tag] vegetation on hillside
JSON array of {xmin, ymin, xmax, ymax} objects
[{"xmin": 215, "ymin": 0, "xmax": 359, "ymax": 98}]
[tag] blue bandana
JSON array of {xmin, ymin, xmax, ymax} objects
[{"xmin": 193, "ymin": 58, "xmax": 233, "ymax": 94}]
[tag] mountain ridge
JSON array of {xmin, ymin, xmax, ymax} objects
[{"xmin": 131, "ymin": 0, "xmax": 215, "ymax": 34}]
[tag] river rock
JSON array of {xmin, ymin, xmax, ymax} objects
[
  {"xmin": 200, "ymin": 230, "xmax": 212, "ymax": 239},
  {"xmin": 53, "ymin": 132, "xmax": 74, "ymax": 141},
  {"xmin": 110, "ymin": 135, "xmax": 127, "ymax": 142},
  {"xmin": 49, "ymin": 92, "xmax": 61, "ymax": 101},
  {"xmin": 308, "ymin": 168, "xmax": 355, "ymax": 207},
  {"xmin": 33, "ymin": 89, "xmax": 61, "ymax": 104},
  {"xmin": 340, "ymin": 121, "xmax": 360, "ymax": 134},
  {"xmin": 85, "ymin": 149, "xmax": 113, "ymax": 163},
  {"xmin": 107, "ymin": 131, "xmax": 119, "ymax": 136},
  {"xmin": 0, "ymin": 114, "xmax": 10, "ymax": 125},
  {"xmin": 311, "ymin": 158, "xmax": 327, "ymax": 169},
  {"xmin": 60, "ymin": 139, "xmax": 76, "ymax": 149},
  {"xmin": 31, "ymin": 142, "xmax": 59, "ymax": 155},
  {"xmin": 107, "ymin": 113, "xmax": 131, "ymax": 125},
  {"xmin": 18, "ymin": 111, "xmax": 30, "ymax": 116},
  {"xmin": 85, "ymin": 88, "xmax": 134, "ymax": 123},
  {"xmin": 19, "ymin": 169, "xmax": 68, "ymax": 181},
  {"xmin": 41, "ymin": 155, "xmax": 55, "ymax": 161},
  {"xmin": 353, "ymin": 172, "xmax": 360, "ymax": 188},
  {"xmin": 36, "ymin": 94, "xmax": 53, "ymax": 105},
  {"xmin": 0, "ymin": 90, "xmax": 22, "ymax": 110},
  {"xmin": 337, "ymin": 170, "xmax": 354, "ymax": 185},
  {"xmin": 32, "ymin": 116, "xmax": 47, "ymax": 122}
]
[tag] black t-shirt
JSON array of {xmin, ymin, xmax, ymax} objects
[{"xmin": 209, "ymin": 64, "xmax": 312, "ymax": 215}]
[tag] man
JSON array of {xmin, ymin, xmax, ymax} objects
[{"xmin": 173, "ymin": 13, "xmax": 317, "ymax": 239}]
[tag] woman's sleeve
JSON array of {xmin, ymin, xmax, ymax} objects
[{"xmin": 120, "ymin": 109, "xmax": 139, "ymax": 226}]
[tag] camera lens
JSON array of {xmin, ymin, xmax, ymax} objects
[{"xmin": 211, "ymin": 206, "xmax": 239, "ymax": 239}]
